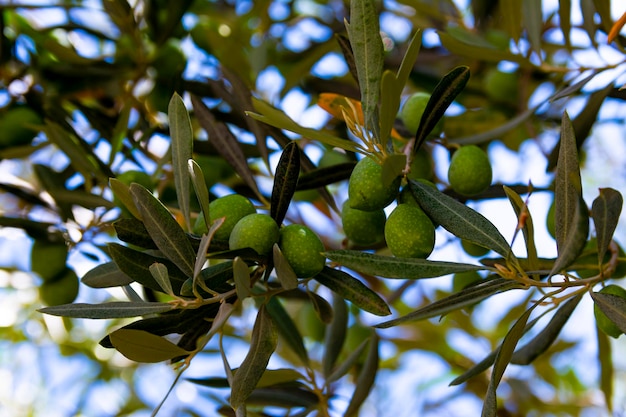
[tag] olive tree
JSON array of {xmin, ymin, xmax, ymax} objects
[{"xmin": 1, "ymin": 1, "xmax": 625, "ymax": 416}]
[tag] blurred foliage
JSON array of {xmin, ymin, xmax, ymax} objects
[{"xmin": 1, "ymin": 1, "xmax": 626, "ymax": 416}]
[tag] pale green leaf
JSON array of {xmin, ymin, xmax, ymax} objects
[
  {"xmin": 233, "ymin": 256, "xmax": 251, "ymax": 299},
  {"xmin": 344, "ymin": 333, "xmax": 379, "ymax": 417},
  {"xmin": 109, "ymin": 329, "xmax": 190, "ymax": 363},
  {"xmin": 149, "ymin": 262, "xmax": 173, "ymax": 296},
  {"xmin": 168, "ymin": 93, "xmax": 194, "ymax": 231},
  {"xmin": 81, "ymin": 261, "xmax": 133, "ymax": 288},
  {"xmin": 265, "ymin": 296, "xmax": 309, "ymax": 365},
  {"xmin": 273, "ymin": 244, "xmax": 298, "ymax": 290},
  {"xmin": 189, "ymin": 159, "xmax": 211, "ymax": 230},
  {"xmin": 39, "ymin": 301, "xmax": 174, "ymax": 319},
  {"xmin": 591, "ymin": 188, "xmax": 623, "ymax": 267}
]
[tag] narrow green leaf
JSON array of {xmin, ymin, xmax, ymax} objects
[
  {"xmin": 503, "ymin": 186, "xmax": 538, "ymax": 278},
  {"xmin": 107, "ymin": 243, "xmax": 188, "ymax": 294},
  {"xmin": 346, "ymin": 0, "xmax": 384, "ymax": 135},
  {"xmin": 189, "ymin": 159, "xmax": 211, "ymax": 230},
  {"xmin": 230, "ymin": 305, "xmax": 278, "ymax": 410},
  {"xmin": 315, "ymin": 267, "xmax": 391, "ymax": 316},
  {"xmin": 482, "ymin": 304, "xmax": 538, "ymax": 417},
  {"xmin": 591, "ymin": 292, "xmax": 626, "ymax": 334},
  {"xmin": 110, "ymin": 329, "xmax": 190, "ymax": 363},
  {"xmin": 270, "ymin": 141, "xmax": 300, "ymax": 225},
  {"xmin": 559, "ymin": 0, "xmax": 572, "ymax": 50},
  {"xmin": 597, "ymin": 324, "xmax": 613, "ymax": 412},
  {"xmin": 255, "ymin": 368, "xmax": 304, "ymax": 388},
  {"xmin": 52, "ymin": 189, "xmax": 114, "ymax": 209},
  {"xmin": 326, "ymin": 337, "xmax": 369, "ymax": 384},
  {"xmin": 323, "ymin": 295, "xmax": 348, "ymax": 377},
  {"xmin": 109, "ymin": 101, "xmax": 131, "ymax": 164},
  {"xmin": 335, "ymin": 33, "xmax": 359, "ymax": 86},
  {"xmin": 344, "ymin": 333, "xmax": 379, "ymax": 417},
  {"xmin": 307, "ymin": 290, "xmax": 333, "ymax": 324},
  {"xmin": 376, "ymin": 278, "xmax": 521, "ymax": 328},
  {"xmin": 522, "ymin": 0, "xmax": 543, "ymax": 55},
  {"xmin": 265, "ymin": 296, "xmax": 309, "ymax": 365},
  {"xmin": 149, "ymin": 262, "xmax": 173, "ymax": 296},
  {"xmin": 396, "ymin": 29, "xmax": 422, "ymax": 90},
  {"xmin": 130, "ymin": 183, "xmax": 196, "ymax": 277},
  {"xmin": 168, "ymin": 93, "xmax": 194, "ymax": 231},
  {"xmin": 501, "ymin": 0, "xmax": 523, "ymax": 43},
  {"xmin": 180, "ymin": 260, "xmax": 234, "ymax": 297},
  {"xmin": 412, "ymin": 66, "xmax": 470, "ymax": 154},
  {"xmin": 379, "ymin": 70, "xmax": 401, "ymax": 148},
  {"xmin": 449, "ymin": 350, "xmax": 498, "ymax": 386},
  {"xmin": 511, "ymin": 293, "xmax": 583, "ymax": 365},
  {"xmin": 113, "ymin": 218, "xmax": 157, "ymax": 249},
  {"xmin": 591, "ymin": 188, "xmax": 623, "ymax": 267},
  {"xmin": 81, "ymin": 262, "xmax": 133, "ymax": 288},
  {"xmin": 38, "ymin": 301, "xmax": 174, "ymax": 319},
  {"xmin": 409, "ymin": 180, "xmax": 513, "ymax": 257},
  {"xmin": 246, "ymin": 386, "xmax": 319, "ymax": 409},
  {"xmin": 233, "ymin": 256, "xmax": 251, "ymax": 299},
  {"xmin": 592, "ymin": 0, "xmax": 614, "ymax": 35},
  {"xmin": 247, "ymin": 98, "xmax": 360, "ymax": 153},
  {"xmin": 295, "ymin": 162, "xmax": 355, "ymax": 190},
  {"xmin": 438, "ymin": 32, "xmax": 532, "ymax": 67},
  {"xmin": 325, "ymin": 250, "xmax": 483, "ymax": 279},
  {"xmin": 580, "ymin": 0, "xmax": 599, "ymax": 46},
  {"xmin": 273, "ymin": 244, "xmax": 298, "ymax": 290},
  {"xmin": 452, "ymin": 105, "xmax": 539, "ymax": 146},
  {"xmin": 191, "ymin": 94, "xmax": 264, "ymax": 201}
]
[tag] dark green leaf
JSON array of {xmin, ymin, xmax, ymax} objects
[
  {"xmin": 376, "ymin": 278, "xmax": 521, "ymax": 328},
  {"xmin": 296, "ymin": 162, "xmax": 355, "ymax": 190},
  {"xmin": 180, "ymin": 261, "xmax": 234, "ymax": 297},
  {"xmin": 130, "ymin": 183, "xmax": 196, "ymax": 277},
  {"xmin": 438, "ymin": 32, "xmax": 532, "ymax": 67},
  {"xmin": 449, "ymin": 350, "xmax": 498, "ymax": 386},
  {"xmin": 189, "ymin": 159, "xmax": 211, "ymax": 230},
  {"xmin": 110, "ymin": 178, "xmax": 141, "ymax": 219},
  {"xmin": 346, "ymin": 0, "xmax": 384, "ymax": 135},
  {"xmin": 501, "ymin": 0, "xmax": 523, "ymax": 42},
  {"xmin": 590, "ymin": 292, "xmax": 626, "ymax": 334},
  {"xmin": 559, "ymin": 0, "xmax": 572, "ymax": 50},
  {"xmin": 245, "ymin": 386, "xmax": 319, "ymax": 409},
  {"xmin": 335, "ymin": 33, "xmax": 359, "ymax": 86},
  {"xmin": 325, "ymin": 249, "xmax": 483, "ymax": 279},
  {"xmin": 149, "ymin": 262, "xmax": 173, "ymax": 295},
  {"xmin": 191, "ymin": 94, "xmax": 264, "ymax": 201},
  {"xmin": 39, "ymin": 301, "xmax": 174, "ymax": 319},
  {"xmin": 265, "ymin": 296, "xmax": 309, "ymax": 365},
  {"xmin": 233, "ymin": 256, "xmax": 251, "ymax": 299},
  {"xmin": 412, "ymin": 66, "xmax": 470, "ymax": 154},
  {"xmin": 230, "ymin": 305, "xmax": 278, "ymax": 411},
  {"xmin": 482, "ymin": 304, "xmax": 538, "ymax": 417},
  {"xmin": 273, "ymin": 244, "xmax": 298, "ymax": 291},
  {"xmin": 109, "ymin": 329, "xmax": 190, "ymax": 363},
  {"xmin": 511, "ymin": 293, "xmax": 583, "ymax": 365},
  {"xmin": 522, "ymin": 0, "xmax": 543, "ymax": 54},
  {"xmin": 270, "ymin": 141, "xmax": 300, "ymax": 225},
  {"xmin": 107, "ymin": 243, "xmax": 188, "ymax": 294},
  {"xmin": 314, "ymin": 267, "xmax": 391, "ymax": 316},
  {"xmin": 503, "ymin": 186, "xmax": 538, "ymax": 278},
  {"xmin": 168, "ymin": 93, "xmax": 194, "ymax": 231},
  {"xmin": 415, "ymin": 179, "xmax": 513, "ymax": 257},
  {"xmin": 591, "ymin": 188, "xmax": 623, "ymax": 267},
  {"xmin": 81, "ymin": 261, "xmax": 133, "ymax": 288},
  {"xmin": 0, "ymin": 217, "xmax": 55, "ymax": 239},
  {"xmin": 113, "ymin": 218, "xmax": 158, "ymax": 250},
  {"xmin": 307, "ymin": 290, "xmax": 333, "ymax": 324},
  {"xmin": 344, "ymin": 333, "xmax": 379, "ymax": 417},
  {"xmin": 323, "ymin": 295, "xmax": 348, "ymax": 377}
]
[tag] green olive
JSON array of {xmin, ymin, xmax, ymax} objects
[
  {"xmin": 341, "ymin": 200, "xmax": 386, "ymax": 246},
  {"xmin": 194, "ymin": 194, "xmax": 256, "ymax": 240},
  {"xmin": 348, "ymin": 157, "xmax": 400, "ymax": 211},
  {"xmin": 384, "ymin": 204, "xmax": 435, "ymax": 258},
  {"xmin": 39, "ymin": 267, "xmax": 79, "ymax": 306},
  {"xmin": 447, "ymin": 145, "xmax": 492, "ymax": 196},
  {"xmin": 228, "ymin": 213, "xmax": 279, "ymax": 256},
  {"xmin": 279, "ymin": 224, "xmax": 325, "ymax": 277}
]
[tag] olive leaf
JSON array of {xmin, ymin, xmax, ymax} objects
[
  {"xmin": 591, "ymin": 188, "xmax": 623, "ymax": 267},
  {"xmin": 314, "ymin": 267, "xmax": 391, "ymax": 316},
  {"xmin": 168, "ymin": 93, "xmax": 194, "ymax": 231},
  {"xmin": 39, "ymin": 301, "xmax": 174, "ymax": 319},
  {"xmin": 409, "ymin": 179, "xmax": 513, "ymax": 258},
  {"xmin": 503, "ymin": 186, "xmax": 539, "ymax": 278},
  {"xmin": 323, "ymin": 295, "xmax": 348, "ymax": 377},
  {"xmin": 295, "ymin": 162, "xmax": 355, "ymax": 190},
  {"xmin": 344, "ymin": 332, "xmax": 379, "ymax": 417},
  {"xmin": 130, "ymin": 183, "xmax": 196, "ymax": 277},
  {"xmin": 376, "ymin": 277, "xmax": 521, "ymax": 328},
  {"xmin": 189, "ymin": 159, "xmax": 211, "ymax": 230},
  {"xmin": 149, "ymin": 262, "xmax": 173, "ymax": 296},
  {"xmin": 265, "ymin": 296, "xmax": 309, "ymax": 366},
  {"xmin": 81, "ymin": 262, "xmax": 133, "ymax": 288},
  {"xmin": 273, "ymin": 244, "xmax": 298, "ymax": 291},
  {"xmin": 233, "ymin": 256, "xmax": 251, "ymax": 300},
  {"xmin": 325, "ymin": 249, "xmax": 484, "ymax": 280},
  {"xmin": 346, "ymin": 0, "xmax": 383, "ymax": 137},
  {"xmin": 113, "ymin": 218, "xmax": 158, "ymax": 249},
  {"xmin": 109, "ymin": 329, "xmax": 190, "ymax": 363},
  {"xmin": 597, "ymin": 325, "xmax": 614, "ymax": 412},
  {"xmin": 590, "ymin": 292, "xmax": 626, "ymax": 334},
  {"xmin": 270, "ymin": 141, "xmax": 300, "ymax": 225},
  {"xmin": 230, "ymin": 305, "xmax": 278, "ymax": 411}
]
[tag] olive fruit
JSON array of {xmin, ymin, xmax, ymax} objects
[
  {"xmin": 384, "ymin": 204, "xmax": 435, "ymax": 258},
  {"xmin": 594, "ymin": 284, "xmax": 626, "ymax": 338},
  {"xmin": 546, "ymin": 199, "xmax": 556, "ymax": 239},
  {"xmin": 279, "ymin": 224, "xmax": 325, "ymax": 277},
  {"xmin": 484, "ymin": 69, "xmax": 519, "ymax": 103},
  {"xmin": 341, "ymin": 200, "xmax": 386, "ymax": 246},
  {"xmin": 31, "ymin": 240, "xmax": 69, "ymax": 282},
  {"xmin": 399, "ymin": 92, "xmax": 443, "ymax": 137},
  {"xmin": 348, "ymin": 157, "xmax": 400, "ymax": 211},
  {"xmin": 0, "ymin": 106, "xmax": 42, "ymax": 148},
  {"xmin": 229, "ymin": 213, "xmax": 279, "ymax": 256},
  {"xmin": 193, "ymin": 194, "xmax": 256, "ymax": 239},
  {"xmin": 452, "ymin": 270, "xmax": 483, "ymax": 293},
  {"xmin": 39, "ymin": 267, "xmax": 79, "ymax": 306},
  {"xmin": 447, "ymin": 145, "xmax": 492, "ymax": 196}
]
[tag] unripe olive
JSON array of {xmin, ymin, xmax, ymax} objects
[
  {"xmin": 484, "ymin": 69, "xmax": 519, "ymax": 103},
  {"xmin": 279, "ymin": 224, "xmax": 325, "ymax": 277},
  {"xmin": 452, "ymin": 270, "xmax": 483, "ymax": 293},
  {"xmin": 384, "ymin": 204, "xmax": 435, "ymax": 258},
  {"xmin": 461, "ymin": 239, "xmax": 490, "ymax": 258},
  {"xmin": 400, "ymin": 92, "xmax": 443, "ymax": 137},
  {"xmin": 38, "ymin": 267, "xmax": 79, "ymax": 306},
  {"xmin": 31, "ymin": 240, "xmax": 69, "ymax": 282},
  {"xmin": 546, "ymin": 199, "xmax": 556, "ymax": 239},
  {"xmin": 447, "ymin": 145, "xmax": 492, "ymax": 196},
  {"xmin": 193, "ymin": 194, "xmax": 256, "ymax": 239},
  {"xmin": 594, "ymin": 284, "xmax": 626, "ymax": 338},
  {"xmin": 341, "ymin": 200, "xmax": 385, "ymax": 246},
  {"xmin": 348, "ymin": 157, "xmax": 400, "ymax": 211},
  {"xmin": 229, "ymin": 213, "xmax": 279, "ymax": 256},
  {"xmin": 0, "ymin": 106, "xmax": 42, "ymax": 148}
]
